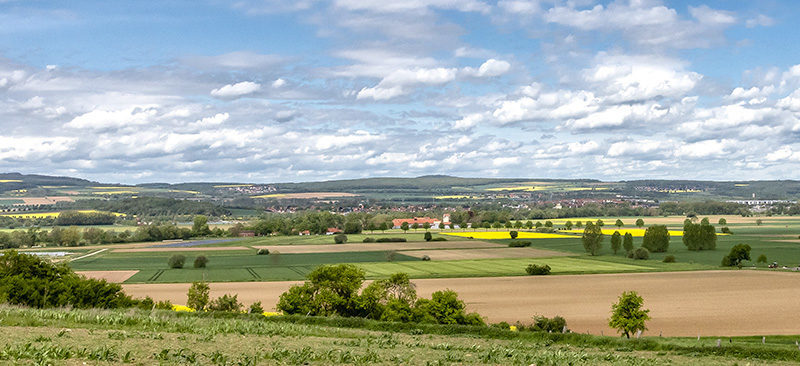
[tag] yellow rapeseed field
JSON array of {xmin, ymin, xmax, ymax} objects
[
  {"xmin": 444, "ymin": 231, "xmax": 575, "ymax": 239},
  {"xmin": 251, "ymin": 193, "xmax": 286, "ymax": 198},
  {"xmin": 0, "ymin": 179, "xmax": 22, "ymax": 183},
  {"xmin": 559, "ymin": 228, "xmax": 684, "ymax": 237}
]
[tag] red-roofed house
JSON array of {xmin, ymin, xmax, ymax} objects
[{"xmin": 326, "ymin": 227, "xmax": 342, "ymax": 235}]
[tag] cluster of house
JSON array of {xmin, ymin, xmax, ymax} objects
[{"xmin": 392, "ymin": 214, "xmax": 453, "ymax": 229}]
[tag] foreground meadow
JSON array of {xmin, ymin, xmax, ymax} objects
[{"xmin": 1, "ymin": 306, "xmax": 799, "ymax": 365}]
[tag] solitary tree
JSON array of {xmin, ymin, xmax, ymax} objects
[
  {"xmin": 615, "ymin": 219, "xmax": 624, "ymax": 228},
  {"xmin": 424, "ymin": 231, "xmax": 432, "ymax": 241},
  {"xmin": 608, "ymin": 291, "xmax": 650, "ymax": 339},
  {"xmin": 642, "ymin": 225, "xmax": 670, "ymax": 253},
  {"xmin": 192, "ymin": 215, "xmax": 211, "ymax": 236},
  {"xmin": 575, "ymin": 221, "xmax": 583, "ymax": 228},
  {"xmin": 412, "ymin": 223, "xmax": 419, "ymax": 231},
  {"xmin": 756, "ymin": 219, "xmax": 763, "ymax": 226},
  {"xmin": 422, "ymin": 222, "xmax": 431, "ymax": 231},
  {"xmin": 510, "ymin": 230, "xmax": 518, "ymax": 239},
  {"xmin": 524, "ymin": 221, "xmax": 533, "ymax": 229},
  {"xmin": 564, "ymin": 220, "xmax": 573, "ymax": 230},
  {"xmin": 635, "ymin": 218, "xmax": 644, "ymax": 228},
  {"xmin": 544, "ymin": 221, "xmax": 553, "ymax": 228},
  {"xmin": 700, "ymin": 217, "xmax": 710, "ymax": 225},
  {"xmin": 610, "ymin": 231, "xmax": 622, "ymax": 254},
  {"xmin": 722, "ymin": 243, "xmax": 751, "ymax": 268},
  {"xmin": 756, "ymin": 254, "xmax": 767, "ymax": 264},
  {"xmin": 401, "ymin": 222, "xmax": 409, "ymax": 233},
  {"xmin": 438, "ymin": 222, "xmax": 445, "ymax": 230},
  {"xmin": 596, "ymin": 219, "xmax": 605, "ymax": 227},
  {"xmin": 535, "ymin": 221, "xmax": 543, "ymax": 229},
  {"xmin": 582, "ymin": 222, "xmax": 604, "ymax": 256},
  {"xmin": 623, "ymin": 232, "xmax": 634, "ymax": 253},
  {"xmin": 718, "ymin": 218, "xmax": 727, "ymax": 226}
]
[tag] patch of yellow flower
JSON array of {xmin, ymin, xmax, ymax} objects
[
  {"xmin": 0, "ymin": 179, "xmax": 22, "ymax": 183},
  {"xmin": 251, "ymin": 193, "xmax": 286, "ymax": 198},
  {"xmin": 0, "ymin": 209, "xmax": 126, "ymax": 219},
  {"xmin": 734, "ymin": 184, "xmax": 749, "ymax": 187},
  {"xmin": 434, "ymin": 195, "xmax": 475, "ymax": 199},
  {"xmin": 172, "ymin": 304, "xmax": 195, "ymax": 312},
  {"xmin": 262, "ymin": 311, "xmax": 281, "ymax": 317},
  {"xmin": 444, "ymin": 231, "xmax": 575, "ymax": 239},
  {"xmin": 509, "ymin": 325, "xmax": 518, "ymax": 332},
  {"xmin": 169, "ymin": 189, "xmax": 200, "ymax": 194},
  {"xmin": 559, "ymin": 228, "xmax": 684, "ymax": 237}
]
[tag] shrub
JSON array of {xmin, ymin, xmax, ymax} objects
[
  {"xmin": 257, "ymin": 248, "xmax": 269, "ymax": 255},
  {"xmin": 362, "ymin": 237, "xmax": 375, "ymax": 243},
  {"xmin": 632, "ymin": 247, "xmax": 649, "ymax": 260},
  {"xmin": 0, "ymin": 251, "xmax": 136, "ymax": 309},
  {"xmin": 532, "ymin": 315, "xmax": 567, "ymax": 333},
  {"xmin": 722, "ymin": 243, "xmax": 751, "ymax": 268},
  {"xmin": 508, "ymin": 240, "xmax": 531, "ymax": 247},
  {"xmin": 375, "ymin": 237, "xmax": 407, "ymax": 242},
  {"xmin": 424, "ymin": 232, "xmax": 432, "ymax": 241},
  {"xmin": 193, "ymin": 255, "xmax": 208, "ymax": 268},
  {"xmin": 756, "ymin": 254, "xmax": 767, "ymax": 264},
  {"xmin": 154, "ymin": 300, "xmax": 173, "ymax": 310},
  {"xmin": 430, "ymin": 237, "xmax": 447, "ymax": 241},
  {"xmin": 525, "ymin": 264, "xmax": 551, "ymax": 275},
  {"xmin": 334, "ymin": 234, "xmax": 347, "ymax": 244},
  {"xmin": 209, "ymin": 294, "xmax": 242, "ymax": 312},
  {"xmin": 187, "ymin": 281, "xmax": 210, "ymax": 311},
  {"xmin": 721, "ymin": 227, "xmax": 732, "ymax": 234},
  {"xmin": 168, "ymin": 255, "xmax": 186, "ymax": 269},
  {"xmin": 421, "ymin": 255, "xmax": 431, "ymax": 261},
  {"xmin": 662, "ymin": 255, "xmax": 676, "ymax": 263},
  {"xmin": 249, "ymin": 301, "xmax": 264, "ymax": 314},
  {"xmin": 509, "ymin": 230, "xmax": 518, "ymax": 239}
]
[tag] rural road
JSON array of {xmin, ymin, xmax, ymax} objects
[{"xmin": 122, "ymin": 270, "xmax": 800, "ymax": 337}]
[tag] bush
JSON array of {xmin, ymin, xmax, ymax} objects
[
  {"xmin": 509, "ymin": 230, "xmax": 518, "ymax": 239},
  {"xmin": 154, "ymin": 300, "xmax": 173, "ymax": 310},
  {"xmin": 193, "ymin": 255, "xmax": 208, "ymax": 268},
  {"xmin": 424, "ymin": 232, "xmax": 432, "ymax": 241},
  {"xmin": 249, "ymin": 301, "xmax": 264, "ymax": 314},
  {"xmin": 334, "ymin": 234, "xmax": 347, "ymax": 244},
  {"xmin": 532, "ymin": 315, "xmax": 567, "ymax": 333},
  {"xmin": 209, "ymin": 294, "xmax": 242, "ymax": 312},
  {"xmin": 722, "ymin": 243, "xmax": 751, "ymax": 268},
  {"xmin": 525, "ymin": 264, "xmax": 551, "ymax": 275},
  {"xmin": 662, "ymin": 255, "xmax": 676, "ymax": 263},
  {"xmin": 375, "ymin": 237, "xmax": 407, "ymax": 242},
  {"xmin": 508, "ymin": 240, "xmax": 531, "ymax": 247},
  {"xmin": 421, "ymin": 255, "xmax": 431, "ymax": 261},
  {"xmin": 257, "ymin": 248, "xmax": 269, "ymax": 255},
  {"xmin": 631, "ymin": 247, "xmax": 649, "ymax": 260},
  {"xmin": 187, "ymin": 281, "xmax": 210, "ymax": 311},
  {"xmin": 0, "ymin": 251, "xmax": 136, "ymax": 309},
  {"xmin": 362, "ymin": 237, "xmax": 375, "ymax": 243},
  {"xmin": 756, "ymin": 254, "xmax": 767, "ymax": 264},
  {"xmin": 168, "ymin": 255, "xmax": 186, "ymax": 269},
  {"xmin": 430, "ymin": 237, "xmax": 447, "ymax": 241},
  {"xmin": 721, "ymin": 226, "xmax": 732, "ymax": 234}
]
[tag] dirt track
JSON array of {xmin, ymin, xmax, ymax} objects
[
  {"xmin": 401, "ymin": 247, "xmax": 567, "ymax": 260},
  {"xmin": 113, "ymin": 246, "xmax": 250, "ymax": 253},
  {"xmin": 122, "ymin": 270, "xmax": 800, "ymax": 337},
  {"xmin": 252, "ymin": 240, "xmax": 504, "ymax": 254}
]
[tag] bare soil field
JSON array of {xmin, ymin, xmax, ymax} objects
[
  {"xmin": 123, "ymin": 270, "xmax": 800, "ymax": 337},
  {"xmin": 113, "ymin": 246, "xmax": 250, "ymax": 253},
  {"xmin": 252, "ymin": 240, "xmax": 504, "ymax": 254},
  {"xmin": 77, "ymin": 270, "xmax": 139, "ymax": 283},
  {"xmin": 401, "ymin": 247, "xmax": 568, "ymax": 260},
  {"xmin": 18, "ymin": 196, "xmax": 75, "ymax": 205}
]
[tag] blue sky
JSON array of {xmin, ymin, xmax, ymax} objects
[{"xmin": 1, "ymin": 0, "xmax": 800, "ymax": 183}]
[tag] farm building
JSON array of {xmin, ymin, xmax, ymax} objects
[{"xmin": 325, "ymin": 227, "xmax": 342, "ymax": 235}]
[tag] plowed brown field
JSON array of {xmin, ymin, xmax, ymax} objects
[{"xmin": 122, "ymin": 270, "xmax": 800, "ymax": 336}]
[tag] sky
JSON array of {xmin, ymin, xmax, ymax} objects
[{"xmin": 2, "ymin": 0, "xmax": 800, "ymax": 184}]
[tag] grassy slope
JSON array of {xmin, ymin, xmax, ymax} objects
[{"xmin": 1, "ymin": 306, "xmax": 799, "ymax": 365}]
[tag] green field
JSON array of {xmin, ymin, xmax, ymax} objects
[{"xmin": 1, "ymin": 306, "xmax": 798, "ymax": 365}]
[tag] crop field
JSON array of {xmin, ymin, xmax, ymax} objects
[
  {"xmin": 5, "ymin": 307, "xmax": 799, "ymax": 365},
  {"xmin": 444, "ymin": 231, "xmax": 575, "ymax": 239},
  {"xmin": 120, "ymin": 270, "xmax": 800, "ymax": 337},
  {"xmin": 0, "ymin": 209, "xmax": 125, "ymax": 219},
  {"xmin": 252, "ymin": 240, "xmax": 505, "ymax": 253},
  {"xmin": 251, "ymin": 192, "xmax": 360, "ymax": 199},
  {"xmin": 559, "ymin": 228, "xmax": 685, "ymax": 237}
]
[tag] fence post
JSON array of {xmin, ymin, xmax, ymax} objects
[{"xmin": 716, "ymin": 339, "xmax": 721, "ymax": 348}]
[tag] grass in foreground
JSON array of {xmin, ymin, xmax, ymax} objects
[{"xmin": 0, "ymin": 305, "xmax": 798, "ymax": 365}]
